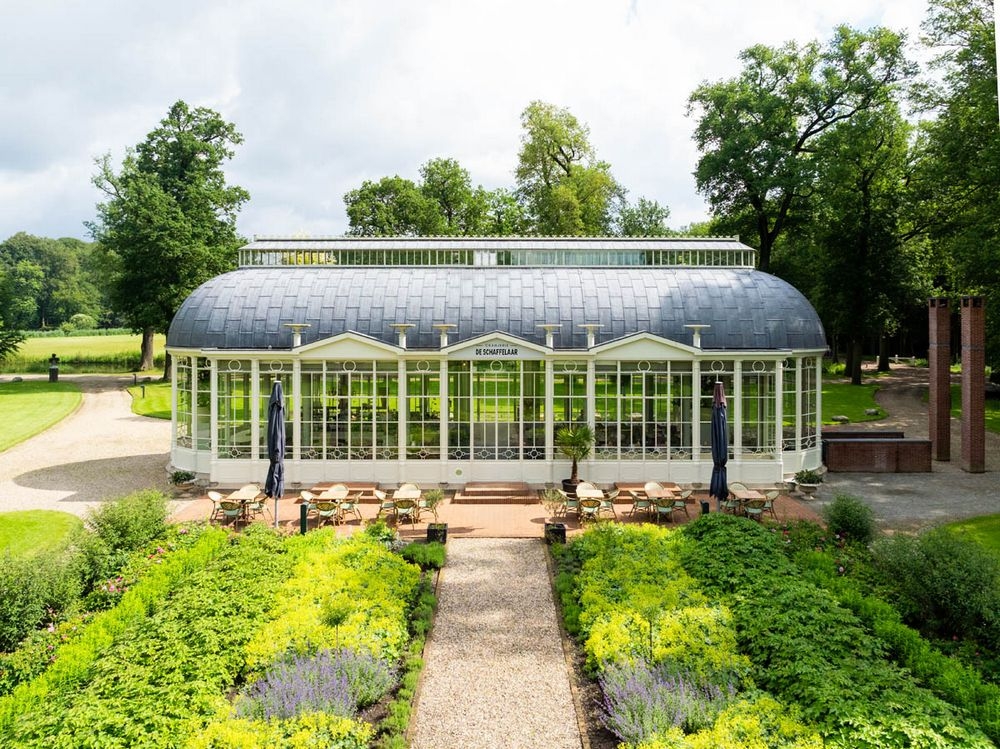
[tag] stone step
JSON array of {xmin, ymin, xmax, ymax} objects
[{"xmin": 452, "ymin": 482, "xmax": 539, "ymax": 505}]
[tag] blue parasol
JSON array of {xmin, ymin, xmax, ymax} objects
[
  {"xmin": 263, "ymin": 379, "xmax": 285, "ymax": 527},
  {"xmin": 708, "ymin": 381, "xmax": 728, "ymax": 511}
]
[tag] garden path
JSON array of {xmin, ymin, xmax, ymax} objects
[
  {"xmin": 816, "ymin": 365, "xmax": 1000, "ymax": 530},
  {"xmin": 0, "ymin": 374, "xmax": 171, "ymax": 516},
  {"xmin": 409, "ymin": 538, "xmax": 584, "ymax": 749}
]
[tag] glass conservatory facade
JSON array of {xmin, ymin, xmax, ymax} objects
[{"xmin": 166, "ymin": 237, "xmax": 827, "ymax": 487}]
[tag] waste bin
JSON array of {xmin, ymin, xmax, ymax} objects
[
  {"xmin": 48, "ymin": 354, "xmax": 59, "ymax": 383},
  {"xmin": 427, "ymin": 523, "xmax": 448, "ymax": 544},
  {"xmin": 700, "ymin": 500, "xmax": 711, "ymax": 515}
]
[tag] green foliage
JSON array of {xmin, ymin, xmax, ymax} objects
[
  {"xmin": 555, "ymin": 423, "xmax": 595, "ymax": 482},
  {"xmin": 629, "ymin": 694, "xmax": 824, "ymax": 749},
  {"xmin": 793, "ymin": 469, "xmax": 822, "ymax": 485},
  {"xmin": 688, "ymin": 26, "xmax": 912, "ymax": 273},
  {"xmin": 0, "ymin": 319, "xmax": 24, "ymax": 363},
  {"xmin": 869, "ymin": 528, "xmax": 1000, "ymax": 646},
  {"xmin": 0, "ymin": 527, "xmax": 230, "ymax": 737},
  {"xmin": 400, "ymin": 541, "xmax": 446, "ymax": 570},
  {"xmin": 822, "ymin": 494, "xmax": 877, "ymax": 545},
  {"xmin": 85, "ymin": 489, "xmax": 169, "ymax": 557},
  {"xmin": 6, "ymin": 526, "xmax": 289, "ymax": 747},
  {"xmin": 679, "ymin": 517, "xmax": 995, "ymax": 747},
  {"xmin": 242, "ymin": 531, "xmax": 420, "ymax": 673},
  {"xmin": 183, "ymin": 711, "xmax": 373, "ymax": 748},
  {"xmin": 0, "ymin": 233, "xmax": 105, "ymax": 331},
  {"xmin": 89, "ymin": 101, "xmax": 247, "ymax": 350}
]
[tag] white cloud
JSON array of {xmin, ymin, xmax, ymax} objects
[{"xmin": 0, "ymin": 0, "xmax": 930, "ymax": 241}]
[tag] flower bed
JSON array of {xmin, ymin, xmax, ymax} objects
[{"xmin": 555, "ymin": 518, "xmax": 999, "ymax": 747}]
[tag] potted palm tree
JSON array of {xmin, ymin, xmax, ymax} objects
[{"xmin": 556, "ymin": 424, "xmax": 595, "ymax": 496}]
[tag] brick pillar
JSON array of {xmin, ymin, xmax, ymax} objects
[
  {"xmin": 961, "ymin": 296, "xmax": 986, "ymax": 473},
  {"xmin": 928, "ymin": 297, "xmax": 951, "ymax": 461}
]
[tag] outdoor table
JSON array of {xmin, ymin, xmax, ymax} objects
[
  {"xmin": 225, "ymin": 486, "xmax": 262, "ymax": 523},
  {"xmin": 731, "ymin": 488, "xmax": 763, "ymax": 515},
  {"xmin": 574, "ymin": 486, "xmax": 604, "ymax": 500},
  {"xmin": 318, "ymin": 487, "xmax": 350, "ymax": 500},
  {"xmin": 393, "ymin": 487, "xmax": 422, "ymax": 500},
  {"xmin": 644, "ymin": 485, "xmax": 678, "ymax": 500}
]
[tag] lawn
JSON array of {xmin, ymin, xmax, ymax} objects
[
  {"xmin": 0, "ymin": 333, "xmax": 167, "ymax": 374},
  {"xmin": 128, "ymin": 380, "xmax": 171, "ymax": 419},
  {"xmin": 950, "ymin": 383, "xmax": 1000, "ymax": 433},
  {"xmin": 0, "ymin": 510, "xmax": 83, "ymax": 557},
  {"xmin": 942, "ymin": 514, "xmax": 1000, "ymax": 557},
  {"xmin": 0, "ymin": 380, "xmax": 82, "ymax": 452},
  {"xmin": 821, "ymin": 379, "xmax": 882, "ymax": 424}
]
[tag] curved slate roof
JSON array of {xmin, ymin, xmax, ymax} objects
[{"xmin": 166, "ymin": 267, "xmax": 827, "ymax": 352}]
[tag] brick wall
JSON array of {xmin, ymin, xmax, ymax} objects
[
  {"xmin": 928, "ymin": 297, "xmax": 951, "ymax": 461},
  {"xmin": 824, "ymin": 439, "xmax": 932, "ymax": 473},
  {"xmin": 961, "ymin": 296, "xmax": 986, "ymax": 472}
]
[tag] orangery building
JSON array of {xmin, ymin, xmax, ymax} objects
[{"xmin": 165, "ymin": 236, "xmax": 827, "ymax": 489}]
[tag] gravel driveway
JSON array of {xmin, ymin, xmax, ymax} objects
[{"xmin": 0, "ymin": 374, "xmax": 172, "ymax": 517}]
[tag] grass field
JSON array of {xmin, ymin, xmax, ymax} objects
[
  {"xmin": 0, "ymin": 381, "xmax": 82, "ymax": 452},
  {"xmin": 0, "ymin": 333, "xmax": 167, "ymax": 374},
  {"xmin": 942, "ymin": 515, "xmax": 1000, "ymax": 557},
  {"xmin": 951, "ymin": 384, "xmax": 1000, "ymax": 433},
  {"xmin": 129, "ymin": 380, "xmax": 171, "ymax": 419},
  {"xmin": 821, "ymin": 380, "xmax": 882, "ymax": 424},
  {"xmin": 0, "ymin": 510, "xmax": 83, "ymax": 557}
]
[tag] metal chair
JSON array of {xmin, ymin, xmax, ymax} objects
[
  {"xmin": 312, "ymin": 501, "xmax": 339, "ymax": 527},
  {"xmin": 653, "ymin": 498, "xmax": 676, "ymax": 523},
  {"xmin": 394, "ymin": 498, "xmax": 418, "ymax": 526},
  {"xmin": 744, "ymin": 499, "xmax": 767, "ymax": 522},
  {"xmin": 557, "ymin": 488, "xmax": 579, "ymax": 519},
  {"xmin": 207, "ymin": 491, "xmax": 224, "ymax": 523},
  {"xmin": 374, "ymin": 489, "xmax": 395, "ymax": 519},
  {"xmin": 599, "ymin": 488, "xmax": 619, "ymax": 520},
  {"xmin": 578, "ymin": 498, "xmax": 602, "ymax": 522},
  {"xmin": 218, "ymin": 500, "xmax": 244, "ymax": 526},
  {"xmin": 670, "ymin": 489, "xmax": 692, "ymax": 521},
  {"xmin": 628, "ymin": 490, "xmax": 652, "ymax": 519},
  {"xmin": 762, "ymin": 490, "xmax": 779, "ymax": 521},
  {"xmin": 337, "ymin": 492, "xmax": 364, "ymax": 525}
]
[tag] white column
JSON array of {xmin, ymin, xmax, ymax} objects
[
  {"xmin": 398, "ymin": 360, "xmax": 408, "ymax": 461},
  {"xmin": 544, "ymin": 358, "xmax": 554, "ymax": 461},
  {"xmin": 251, "ymin": 360, "xmax": 260, "ymax": 461},
  {"xmin": 170, "ymin": 355, "xmax": 179, "ymax": 448},
  {"xmin": 775, "ymin": 359, "xmax": 785, "ymax": 455},
  {"xmin": 209, "ymin": 359, "xmax": 219, "ymax": 466},
  {"xmin": 439, "ymin": 360, "xmax": 449, "ymax": 464},
  {"xmin": 292, "ymin": 359, "xmax": 301, "ymax": 462},
  {"xmin": 691, "ymin": 360, "xmax": 702, "ymax": 459},
  {"xmin": 733, "ymin": 361, "xmax": 742, "ymax": 457}
]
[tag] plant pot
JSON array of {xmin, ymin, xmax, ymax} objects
[
  {"xmin": 798, "ymin": 483, "xmax": 819, "ymax": 497},
  {"xmin": 561, "ymin": 479, "xmax": 579, "ymax": 497},
  {"xmin": 544, "ymin": 522, "xmax": 567, "ymax": 545},
  {"xmin": 427, "ymin": 523, "xmax": 448, "ymax": 544}
]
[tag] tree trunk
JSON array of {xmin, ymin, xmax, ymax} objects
[
  {"xmin": 139, "ymin": 327, "xmax": 155, "ymax": 371},
  {"xmin": 850, "ymin": 338, "xmax": 864, "ymax": 385},
  {"xmin": 162, "ymin": 350, "xmax": 172, "ymax": 382},
  {"xmin": 877, "ymin": 331, "xmax": 891, "ymax": 372},
  {"xmin": 844, "ymin": 342, "xmax": 854, "ymax": 378}
]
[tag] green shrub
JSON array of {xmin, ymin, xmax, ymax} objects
[
  {"xmin": 184, "ymin": 712, "xmax": 373, "ymax": 748},
  {"xmin": 400, "ymin": 541, "xmax": 446, "ymax": 570},
  {"xmin": 0, "ymin": 556, "xmax": 49, "ymax": 651},
  {"xmin": 679, "ymin": 518, "xmax": 995, "ymax": 747},
  {"xmin": 870, "ymin": 528, "xmax": 1000, "ymax": 645},
  {"xmin": 86, "ymin": 489, "xmax": 169, "ymax": 554},
  {"xmin": 822, "ymin": 494, "xmax": 877, "ymax": 545}
]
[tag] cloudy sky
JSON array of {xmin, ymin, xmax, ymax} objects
[{"xmin": 2, "ymin": 0, "xmax": 931, "ymax": 243}]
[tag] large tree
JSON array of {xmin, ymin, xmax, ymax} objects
[
  {"xmin": 810, "ymin": 105, "xmax": 927, "ymax": 383},
  {"xmin": 688, "ymin": 25, "xmax": 913, "ymax": 272},
  {"xmin": 0, "ymin": 233, "xmax": 102, "ymax": 329},
  {"xmin": 515, "ymin": 100, "xmax": 620, "ymax": 235},
  {"xmin": 909, "ymin": 0, "xmax": 999, "ymax": 367},
  {"xmin": 89, "ymin": 101, "xmax": 248, "ymax": 374}
]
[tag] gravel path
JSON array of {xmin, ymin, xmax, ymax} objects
[
  {"xmin": 409, "ymin": 538, "xmax": 583, "ymax": 749},
  {"xmin": 0, "ymin": 374, "xmax": 172, "ymax": 517}
]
